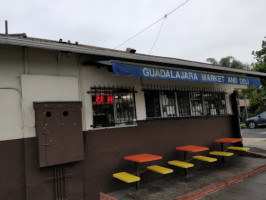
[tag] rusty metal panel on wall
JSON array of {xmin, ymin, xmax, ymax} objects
[{"xmin": 34, "ymin": 102, "xmax": 84, "ymax": 167}]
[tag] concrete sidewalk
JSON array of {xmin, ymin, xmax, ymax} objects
[
  {"xmin": 200, "ymin": 170, "xmax": 266, "ymax": 200},
  {"xmin": 243, "ymin": 138, "xmax": 266, "ymax": 155},
  {"xmin": 104, "ymin": 154, "xmax": 266, "ymax": 200}
]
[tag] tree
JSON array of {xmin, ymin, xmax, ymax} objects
[
  {"xmin": 241, "ymin": 38, "xmax": 266, "ymax": 117},
  {"xmin": 206, "ymin": 58, "xmax": 218, "ymax": 65},
  {"xmin": 239, "ymin": 87, "xmax": 265, "ymax": 116},
  {"xmin": 219, "ymin": 56, "xmax": 234, "ymax": 67},
  {"xmin": 206, "ymin": 56, "xmax": 250, "ymax": 70},
  {"xmin": 206, "ymin": 49, "xmax": 265, "ymax": 117},
  {"xmin": 252, "ymin": 38, "xmax": 266, "ymax": 86},
  {"xmin": 206, "ymin": 40, "xmax": 266, "ymax": 117}
]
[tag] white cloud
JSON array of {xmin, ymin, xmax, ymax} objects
[{"xmin": 1, "ymin": 0, "xmax": 265, "ymax": 64}]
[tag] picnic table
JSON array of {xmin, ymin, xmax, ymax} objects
[
  {"xmin": 124, "ymin": 153, "xmax": 163, "ymax": 189},
  {"xmin": 176, "ymin": 145, "xmax": 209, "ymax": 161},
  {"xmin": 214, "ymin": 138, "xmax": 243, "ymax": 151}
]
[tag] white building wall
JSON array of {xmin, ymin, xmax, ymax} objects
[
  {"xmin": 21, "ymin": 74, "xmax": 80, "ymax": 138},
  {"xmin": 0, "ymin": 45, "xmax": 24, "ymax": 90},
  {"xmin": 0, "ymin": 45, "xmax": 24, "ymax": 141},
  {"xmin": 0, "ymin": 45, "xmax": 81, "ymax": 140},
  {"xmin": 0, "ymin": 44, "xmax": 248, "ymax": 140}
]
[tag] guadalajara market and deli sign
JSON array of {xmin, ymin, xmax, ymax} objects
[{"xmin": 112, "ymin": 62, "xmax": 261, "ymax": 86}]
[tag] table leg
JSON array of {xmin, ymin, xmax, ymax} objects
[
  {"xmin": 220, "ymin": 143, "xmax": 224, "ymax": 151},
  {"xmin": 221, "ymin": 156, "xmax": 225, "ymax": 165},
  {"xmin": 184, "ymin": 151, "xmax": 187, "ymax": 161},
  {"xmin": 220, "ymin": 143, "xmax": 225, "ymax": 164},
  {"xmin": 184, "ymin": 151, "xmax": 188, "ymax": 175},
  {"xmin": 135, "ymin": 162, "xmax": 140, "ymax": 189},
  {"xmin": 185, "ymin": 168, "xmax": 188, "ymax": 176}
]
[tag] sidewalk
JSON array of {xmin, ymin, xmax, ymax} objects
[
  {"xmin": 199, "ymin": 170, "xmax": 266, "ymax": 200},
  {"xmin": 104, "ymin": 154, "xmax": 266, "ymax": 200},
  {"xmin": 243, "ymin": 138, "xmax": 266, "ymax": 155}
]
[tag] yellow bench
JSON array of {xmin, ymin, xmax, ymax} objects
[
  {"xmin": 227, "ymin": 146, "xmax": 250, "ymax": 151},
  {"xmin": 113, "ymin": 172, "xmax": 140, "ymax": 183},
  {"xmin": 193, "ymin": 155, "xmax": 217, "ymax": 162},
  {"xmin": 147, "ymin": 165, "xmax": 173, "ymax": 174},
  {"xmin": 209, "ymin": 151, "xmax": 234, "ymax": 157},
  {"xmin": 168, "ymin": 160, "xmax": 194, "ymax": 168}
]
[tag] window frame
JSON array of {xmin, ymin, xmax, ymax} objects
[
  {"xmin": 144, "ymin": 88, "xmax": 228, "ymax": 120},
  {"xmin": 89, "ymin": 86, "xmax": 137, "ymax": 128}
]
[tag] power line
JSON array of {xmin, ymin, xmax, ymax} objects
[
  {"xmin": 114, "ymin": 0, "xmax": 191, "ymax": 49},
  {"xmin": 149, "ymin": 16, "xmax": 167, "ymax": 54}
]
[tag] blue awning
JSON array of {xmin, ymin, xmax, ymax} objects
[{"xmin": 112, "ymin": 62, "xmax": 261, "ymax": 87}]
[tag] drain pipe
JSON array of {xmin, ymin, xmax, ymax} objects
[
  {"xmin": 57, "ymin": 52, "xmax": 62, "ymax": 75},
  {"xmin": 23, "ymin": 47, "xmax": 29, "ymax": 74}
]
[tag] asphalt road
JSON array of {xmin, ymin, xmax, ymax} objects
[
  {"xmin": 241, "ymin": 127, "xmax": 266, "ymax": 138},
  {"xmin": 241, "ymin": 127, "xmax": 266, "ymax": 139},
  {"xmin": 241, "ymin": 127, "xmax": 266, "ymax": 155}
]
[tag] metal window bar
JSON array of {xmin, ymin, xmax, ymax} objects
[
  {"xmin": 143, "ymin": 85, "xmax": 228, "ymax": 119},
  {"xmin": 88, "ymin": 85, "xmax": 137, "ymax": 127},
  {"xmin": 190, "ymin": 91, "xmax": 194, "ymax": 116},
  {"xmin": 224, "ymin": 92, "xmax": 228, "ymax": 115},
  {"xmin": 217, "ymin": 90, "xmax": 221, "ymax": 115},
  {"xmin": 174, "ymin": 91, "xmax": 179, "ymax": 117}
]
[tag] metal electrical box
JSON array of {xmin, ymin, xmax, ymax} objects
[{"xmin": 34, "ymin": 102, "xmax": 84, "ymax": 167}]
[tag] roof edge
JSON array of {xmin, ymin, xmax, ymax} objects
[{"xmin": 1, "ymin": 35, "xmax": 266, "ymax": 78}]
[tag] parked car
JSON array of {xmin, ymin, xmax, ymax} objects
[{"xmin": 246, "ymin": 111, "xmax": 266, "ymax": 129}]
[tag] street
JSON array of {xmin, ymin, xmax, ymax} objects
[{"xmin": 241, "ymin": 127, "xmax": 266, "ymax": 155}]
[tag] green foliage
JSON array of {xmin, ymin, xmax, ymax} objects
[
  {"xmin": 206, "ymin": 58, "xmax": 218, "ymax": 65},
  {"xmin": 206, "ymin": 39, "xmax": 266, "ymax": 117},
  {"xmin": 248, "ymin": 89, "xmax": 264, "ymax": 115},
  {"xmin": 219, "ymin": 56, "xmax": 234, "ymax": 67},
  {"xmin": 206, "ymin": 56, "xmax": 250, "ymax": 70},
  {"xmin": 243, "ymin": 38, "xmax": 266, "ymax": 117},
  {"xmin": 240, "ymin": 124, "xmax": 246, "ymax": 128},
  {"xmin": 252, "ymin": 40, "xmax": 266, "ymax": 87}
]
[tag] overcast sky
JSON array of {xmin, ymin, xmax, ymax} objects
[{"xmin": 1, "ymin": 0, "xmax": 265, "ymax": 65}]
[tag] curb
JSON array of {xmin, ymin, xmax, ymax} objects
[
  {"xmin": 100, "ymin": 154, "xmax": 266, "ymax": 200},
  {"xmin": 173, "ymin": 164, "xmax": 266, "ymax": 200},
  {"xmin": 100, "ymin": 164, "xmax": 266, "ymax": 200},
  {"xmin": 243, "ymin": 151, "xmax": 266, "ymax": 158},
  {"xmin": 100, "ymin": 192, "xmax": 118, "ymax": 200}
]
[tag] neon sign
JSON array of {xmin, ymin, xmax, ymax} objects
[{"xmin": 94, "ymin": 95, "xmax": 113, "ymax": 104}]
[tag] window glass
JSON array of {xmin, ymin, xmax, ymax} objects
[
  {"xmin": 177, "ymin": 91, "xmax": 191, "ymax": 117},
  {"xmin": 215, "ymin": 92, "xmax": 227, "ymax": 115},
  {"xmin": 190, "ymin": 92, "xmax": 203, "ymax": 116},
  {"xmin": 92, "ymin": 92, "xmax": 115, "ymax": 127},
  {"xmin": 114, "ymin": 92, "xmax": 136, "ymax": 124},
  {"xmin": 144, "ymin": 88, "xmax": 227, "ymax": 119},
  {"xmin": 144, "ymin": 91, "xmax": 161, "ymax": 118},
  {"xmin": 260, "ymin": 111, "xmax": 266, "ymax": 118},
  {"xmin": 203, "ymin": 92, "xmax": 217, "ymax": 115},
  {"xmin": 160, "ymin": 91, "xmax": 177, "ymax": 117},
  {"xmin": 91, "ymin": 87, "xmax": 136, "ymax": 128}
]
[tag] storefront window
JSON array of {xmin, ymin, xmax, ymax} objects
[
  {"xmin": 160, "ymin": 91, "xmax": 177, "ymax": 118},
  {"xmin": 144, "ymin": 91, "xmax": 161, "ymax": 118},
  {"xmin": 215, "ymin": 92, "xmax": 227, "ymax": 115},
  {"xmin": 114, "ymin": 92, "xmax": 136, "ymax": 124},
  {"xmin": 190, "ymin": 92, "xmax": 203, "ymax": 116},
  {"xmin": 144, "ymin": 88, "xmax": 227, "ymax": 119},
  {"xmin": 90, "ymin": 87, "xmax": 136, "ymax": 128},
  {"xmin": 177, "ymin": 91, "xmax": 190, "ymax": 117},
  {"xmin": 203, "ymin": 92, "xmax": 215, "ymax": 115}
]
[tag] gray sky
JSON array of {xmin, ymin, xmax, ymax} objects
[{"xmin": 1, "ymin": 0, "xmax": 265, "ymax": 65}]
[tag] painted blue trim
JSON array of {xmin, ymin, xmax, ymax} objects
[{"xmin": 112, "ymin": 62, "xmax": 261, "ymax": 86}]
